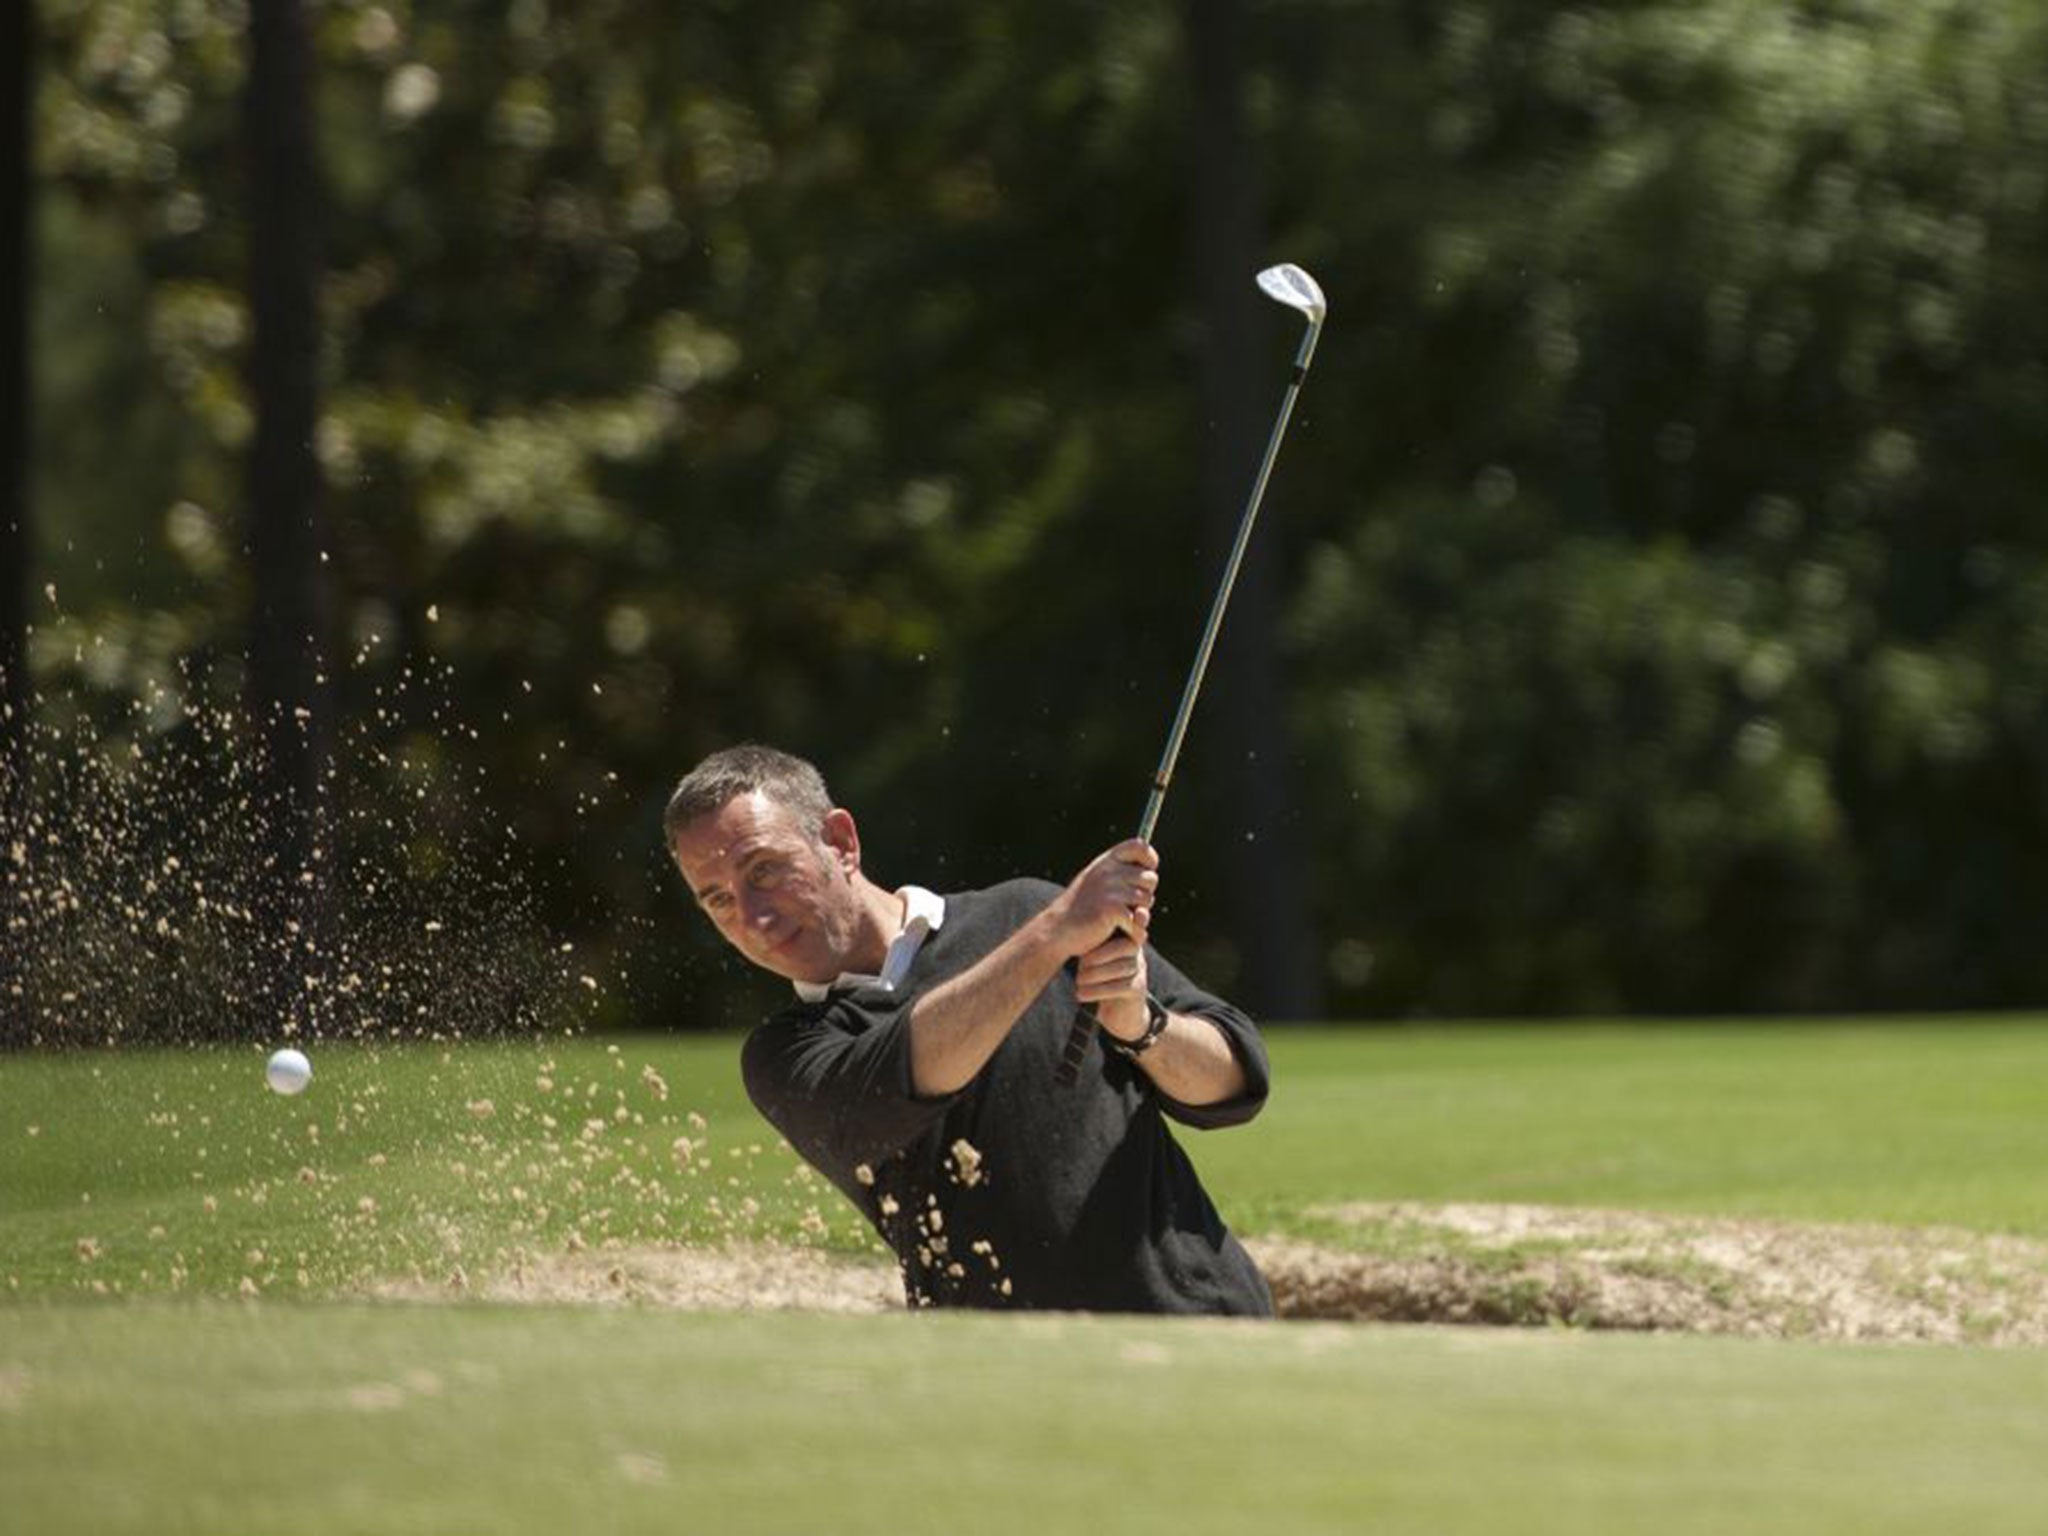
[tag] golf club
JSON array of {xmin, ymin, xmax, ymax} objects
[{"xmin": 1055, "ymin": 261, "xmax": 1328, "ymax": 1086}]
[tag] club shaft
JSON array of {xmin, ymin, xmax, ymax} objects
[
  {"xmin": 1054, "ymin": 299, "xmax": 1322, "ymax": 1090},
  {"xmin": 1136, "ymin": 317, "xmax": 1321, "ymax": 845}
]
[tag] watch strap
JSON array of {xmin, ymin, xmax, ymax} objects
[{"xmin": 1106, "ymin": 994, "xmax": 1170, "ymax": 1059}]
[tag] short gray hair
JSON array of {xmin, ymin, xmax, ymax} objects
[{"xmin": 663, "ymin": 744, "xmax": 835, "ymax": 849}]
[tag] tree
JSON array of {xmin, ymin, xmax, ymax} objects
[
  {"xmin": 1285, "ymin": 0, "xmax": 2048, "ymax": 1015},
  {"xmin": 25, "ymin": 0, "xmax": 2048, "ymax": 1034},
  {"xmin": 1, "ymin": 0, "xmax": 34, "ymax": 1038},
  {"xmin": 243, "ymin": 0, "xmax": 333, "ymax": 1027},
  {"xmin": 1182, "ymin": 0, "xmax": 1324, "ymax": 1019}
]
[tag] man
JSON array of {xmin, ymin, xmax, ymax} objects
[{"xmin": 665, "ymin": 743, "xmax": 1272, "ymax": 1315}]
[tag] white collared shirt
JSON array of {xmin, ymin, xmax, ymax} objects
[{"xmin": 792, "ymin": 885, "xmax": 946, "ymax": 1002}]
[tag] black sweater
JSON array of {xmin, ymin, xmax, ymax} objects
[{"xmin": 741, "ymin": 879, "xmax": 1273, "ymax": 1315}]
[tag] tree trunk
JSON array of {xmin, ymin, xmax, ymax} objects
[
  {"xmin": 1, "ymin": 0, "xmax": 35, "ymax": 1043},
  {"xmin": 244, "ymin": 0, "xmax": 332, "ymax": 1033},
  {"xmin": 1183, "ymin": 0, "xmax": 1324, "ymax": 1021}
]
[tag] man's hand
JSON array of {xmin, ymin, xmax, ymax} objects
[
  {"xmin": 1074, "ymin": 933, "xmax": 1150, "ymax": 1038},
  {"xmin": 1046, "ymin": 838, "xmax": 1159, "ymax": 960}
]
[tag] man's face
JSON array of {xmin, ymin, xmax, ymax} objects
[{"xmin": 670, "ymin": 791, "xmax": 865, "ymax": 984}]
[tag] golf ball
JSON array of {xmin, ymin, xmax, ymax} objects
[{"xmin": 265, "ymin": 1047, "xmax": 313, "ymax": 1096}]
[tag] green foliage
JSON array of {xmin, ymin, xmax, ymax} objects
[
  {"xmin": 1279, "ymin": 0, "xmax": 2048, "ymax": 1012},
  {"xmin": 24, "ymin": 0, "xmax": 2048, "ymax": 1024}
]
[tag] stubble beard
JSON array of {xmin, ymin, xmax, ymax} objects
[{"xmin": 767, "ymin": 844, "xmax": 860, "ymax": 983}]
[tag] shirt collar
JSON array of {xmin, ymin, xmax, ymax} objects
[{"xmin": 793, "ymin": 885, "xmax": 946, "ymax": 1002}]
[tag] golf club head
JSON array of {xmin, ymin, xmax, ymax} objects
[{"xmin": 1256, "ymin": 263, "xmax": 1326, "ymax": 324}]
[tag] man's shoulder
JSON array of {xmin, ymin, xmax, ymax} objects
[
  {"xmin": 741, "ymin": 874, "xmax": 1065, "ymax": 1071},
  {"xmin": 745, "ymin": 973, "xmax": 909, "ymax": 1056},
  {"xmin": 743, "ymin": 996, "xmax": 830, "ymax": 1066},
  {"xmin": 739, "ymin": 997, "xmax": 846, "ymax": 1112},
  {"xmin": 942, "ymin": 876, "xmax": 1062, "ymax": 928}
]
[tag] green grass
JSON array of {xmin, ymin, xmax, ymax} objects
[
  {"xmin": 8, "ymin": 1018, "xmax": 2048, "ymax": 1533},
  {"xmin": 4, "ymin": 1301, "xmax": 2048, "ymax": 1535},
  {"xmin": 12, "ymin": 1018, "xmax": 2048, "ymax": 1300},
  {"xmin": 0, "ymin": 1034, "xmax": 867, "ymax": 1298},
  {"xmin": 1201, "ymin": 1017, "xmax": 2048, "ymax": 1238}
]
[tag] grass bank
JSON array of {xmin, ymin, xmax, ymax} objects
[{"xmin": 5, "ymin": 1301, "xmax": 2048, "ymax": 1536}]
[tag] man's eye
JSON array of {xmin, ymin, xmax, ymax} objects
[
  {"xmin": 750, "ymin": 860, "xmax": 785, "ymax": 889},
  {"xmin": 703, "ymin": 893, "xmax": 734, "ymax": 915}
]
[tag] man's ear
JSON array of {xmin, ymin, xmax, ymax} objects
[{"xmin": 820, "ymin": 808, "xmax": 861, "ymax": 874}]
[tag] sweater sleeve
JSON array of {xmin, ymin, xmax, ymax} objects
[
  {"xmin": 1142, "ymin": 945, "xmax": 1271, "ymax": 1130},
  {"xmin": 741, "ymin": 989, "xmax": 961, "ymax": 1179}
]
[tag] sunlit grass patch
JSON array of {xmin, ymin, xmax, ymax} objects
[{"xmin": 0, "ymin": 1036, "xmax": 878, "ymax": 1300}]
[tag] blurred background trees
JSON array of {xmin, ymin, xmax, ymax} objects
[
  {"xmin": 241, "ymin": 0, "xmax": 334, "ymax": 1023},
  {"xmin": 11, "ymin": 0, "xmax": 2048, "ymax": 1036},
  {"xmin": 2, "ymin": 0, "xmax": 35, "ymax": 1039}
]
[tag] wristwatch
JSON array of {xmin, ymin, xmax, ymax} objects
[{"xmin": 1106, "ymin": 994, "xmax": 1171, "ymax": 1060}]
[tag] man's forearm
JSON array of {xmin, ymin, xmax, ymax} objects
[
  {"xmin": 907, "ymin": 909, "xmax": 1070, "ymax": 1095},
  {"xmin": 1119, "ymin": 1009, "xmax": 1248, "ymax": 1106}
]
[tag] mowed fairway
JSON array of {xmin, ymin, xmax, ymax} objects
[
  {"xmin": 6, "ymin": 1019, "xmax": 2048, "ymax": 1533},
  {"xmin": 1201, "ymin": 1017, "xmax": 2048, "ymax": 1237},
  {"xmin": 8, "ymin": 1302, "xmax": 2048, "ymax": 1536}
]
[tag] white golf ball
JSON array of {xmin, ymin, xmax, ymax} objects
[{"xmin": 265, "ymin": 1048, "xmax": 313, "ymax": 1096}]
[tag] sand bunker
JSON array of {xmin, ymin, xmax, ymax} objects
[
  {"xmin": 370, "ymin": 1240, "xmax": 901, "ymax": 1313},
  {"xmin": 361, "ymin": 1205, "xmax": 2048, "ymax": 1346},
  {"xmin": 1255, "ymin": 1203, "xmax": 2048, "ymax": 1346}
]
